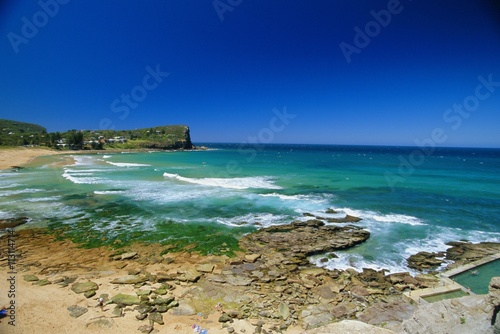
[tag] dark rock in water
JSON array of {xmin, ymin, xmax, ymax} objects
[
  {"xmin": 327, "ymin": 214, "xmax": 362, "ymax": 223},
  {"xmin": 67, "ymin": 305, "xmax": 88, "ymax": 318},
  {"xmin": 326, "ymin": 208, "xmax": 338, "ymax": 214},
  {"xmin": 0, "ymin": 217, "xmax": 29, "ymax": 229},
  {"xmin": 302, "ymin": 213, "xmax": 362, "ymax": 223},
  {"xmin": 445, "ymin": 241, "xmax": 500, "ymax": 264},
  {"xmin": 239, "ymin": 220, "xmax": 370, "ymax": 259},
  {"xmin": 407, "ymin": 251, "xmax": 444, "ymax": 271}
]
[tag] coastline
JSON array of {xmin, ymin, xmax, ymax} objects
[
  {"xmin": 1, "ymin": 147, "xmax": 499, "ymax": 333},
  {"xmin": 0, "ymin": 146, "xmax": 201, "ymax": 171},
  {"xmin": 1, "ymin": 227, "xmax": 499, "ymax": 334},
  {"xmin": 0, "ymin": 147, "xmax": 66, "ymax": 171}
]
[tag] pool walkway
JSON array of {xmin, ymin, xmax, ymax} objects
[
  {"xmin": 440, "ymin": 253, "xmax": 500, "ymax": 278},
  {"xmin": 404, "ymin": 253, "xmax": 500, "ymax": 304}
]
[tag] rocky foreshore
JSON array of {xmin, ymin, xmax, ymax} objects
[{"xmin": 1, "ymin": 219, "xmax": 499, "ymax": 333}]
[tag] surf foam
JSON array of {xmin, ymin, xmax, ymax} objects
[
  {"xmin": 106, "ymin": 162, "xmax": 151, "ymax": 167},
  {"xmin": 163, "ymin": 172, "xmax": 282, "ymax": 190}
]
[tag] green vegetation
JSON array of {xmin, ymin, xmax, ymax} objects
[
  {"xmin": 0, "ymin": 119, "xmax": 48, "ymax": 146},
  {"xmin": 0, "ymin": 119, "xmax": 193, "ymax": 150}
]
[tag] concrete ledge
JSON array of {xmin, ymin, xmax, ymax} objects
[{"xmin": 441, "ymin": 253, "xmax": 500, "ymax": 278}]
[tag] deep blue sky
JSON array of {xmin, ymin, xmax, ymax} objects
[{"xmin": 1, "ymin": 0, "xmax": 500, "ymax": 147}]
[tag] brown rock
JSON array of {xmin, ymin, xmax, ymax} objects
[{"xmin": 239, "ymin": 221, "xmax": 370, "ymax": 260}]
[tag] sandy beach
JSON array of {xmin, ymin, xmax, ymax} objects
[
  {"xmin": 0, "ymin": 147, "xmax": 64, "ymax": 170},
  {"xmin": 0, "ymin": 229, "xmax": 307, "ymax": 334}
]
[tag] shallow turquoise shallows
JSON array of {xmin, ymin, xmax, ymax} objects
[
  {"xmin": 1, "ymin": 144, "xmax": 499, "ymax": 273},
  {"xmin": 451, "ymin": 260, "xmax": 500, "ymax": 294}
]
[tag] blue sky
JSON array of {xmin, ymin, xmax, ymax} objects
[{"xmin": 1, "ymin": 0, "xmax": 499, "ymax": 147}]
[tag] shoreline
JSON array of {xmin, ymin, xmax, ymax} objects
[
  {"xmin": 0, "ymin": 147, "xmax": 67, "ymax": 171},
  {"xmin": 1, "ymin": 147, "xmax": 499, "ymax": 333},
  {"xmin": 0, "ymin": 146, "xmax": 203, "ymax": 171},
  {"xmin": 1, "ymin": 226, "xmax": 499, "ymax": 333}
]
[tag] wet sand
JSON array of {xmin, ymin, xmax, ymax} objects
[{"xmin": 0, "ymin": 147, "xmax": 64, "ymax": 170}]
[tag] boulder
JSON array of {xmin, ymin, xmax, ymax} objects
[
  {"xmin": 149, "ymin": 312, "xmax": 164, "ymax": 325},
  {"xmin": 195, "ymin": 263, "xmax": 215, "ymax": 273},
  {"xmin": 110, "ymin": 293, "xmax": 141, "ymax": 306},
  {"xmin": 445, "ymin": 241, "xmax": 500, "ymax": 265},
  {"xmin": 239, "ymin": 221, "xmax": 370, "ymax": 260},
  {"xmin": 278, "ymin": 302, "xmax": 290, "ymax": 320},
  {"xmin": 245, "ymin": 253, "xmax": 261, "ymax": 263},
  {"xmin": 407, "ymin": 252, "xmax": 444, "ymax": 271},
  {"xmin": 110, "ymin": 275, "xmax": 147, "ymax": 284},
  {"xmin": 0, "ymin": 217, "xmax": 29, "ymax": 229},
  {"xmin": 120, "ymin": 252, "xmax": 138, "ymax": 260},
  {"xmin": 327, "ymin": 214, "xmax": 362, "ymax": 223},
  {"xmin": 71, "ymin": 281, "xmax": 98, "ymax": 294},
  {"xmin": 137, "ymin": 325, "xmax": 154, "ymax": 334},
  {"xmin": 23, "ymin": 275, "xmax": 39, "ymax": 282},
  {"xmin": 67, "ymin": 305, "xmax": 88, "ymax": 318},
  {"xmin": 177, "ymin": 269, "xmax": 201, "ymax": 282},
  {"xmin": 219, "ymin": 313, "xmax": 232, "ymax": 323}
]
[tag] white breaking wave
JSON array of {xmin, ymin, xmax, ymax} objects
[
  {"xmin": 62, "ymin": 170, "xmax": 103, "ymax": 184},
  {"xmin": 334, "ymin": 207, "xmax": 426, "ymax": 226},
  {"xmin": 106, "ymin": 162, "xmax": 151, "ymax": 167},
  {"xmin": 163, "ymin": 172, "xmax": 282, "ymax": 190},
  {"xmin": 71, "ymin": 155, "xmax": 98, "ymax": 166},
  {"xmin": 260, "ymin": 193, "xmax": 330, "ymax": 203},
  {"xmin": 94, "ymin": 190, "xmax": 126, "ymax": 195},
  {"xmin": 25, "ymin": 196, "xmax": 62, "ymax": 203},
  {"xmin": 214, "ymin": 213, "xmax": 289, "ymax": 227},
  {"xmin": 0, "ymin": 188, "xmax": 43, "ymax": 197},
  {"xmin": 312, "ymin": 252, "xmax": 415, "ymax": 275}
]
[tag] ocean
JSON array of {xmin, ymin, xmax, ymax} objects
[{"xmin": 1, "ymin": 144, "xmax": 499, "ymax": 275}]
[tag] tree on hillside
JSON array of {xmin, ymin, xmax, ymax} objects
[{"xmin": 67, "ymin": 131, "xmax": 84, "ymax": 149}]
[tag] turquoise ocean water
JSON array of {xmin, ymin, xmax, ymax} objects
[{"xmin": 1, "ymin": 144, "xmax": 499, "ymax": 275}]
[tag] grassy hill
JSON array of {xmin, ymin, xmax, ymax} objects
[
  {"xmin": 0, "ymin": 119, "xmax": 193, "ymax": 150},
  {"xmin": 0, "ymin": 119, "xmax": 47, "ymax": 146}
]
